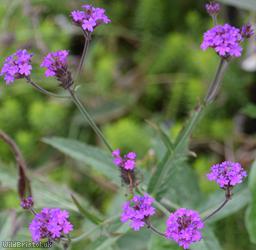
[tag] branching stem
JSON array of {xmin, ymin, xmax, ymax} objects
[
  {"xmin": 67, "ymin": 88, "xmax": 113, "ymax": 153},
  {"xmin": 26, "ymin": 77, "xmax": 70, "ymax": 99}
]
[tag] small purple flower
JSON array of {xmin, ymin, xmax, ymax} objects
[
  {"xmin": 207, "ymin": 161, "xmax": 247, "ymax": 188},
  {"xmin": 0, "ymin": 49, "xmax": 33, "ymax": 84},
  {"xmin": 41, "ymin": 50, "xmax": 69, "ymax": 77},
  {"xmin": 70, "ymin": 10, "xmax": 85, "ymax": 24},
  {"xmin": 165, "ymin": 208, "xmax": 204, "ymax": 249},
  {"xmin": 112, "ymin": 149, "xmax": 137, "ymax": 171},
  {"xmin": 82, "ymin": 18, "xmax": 97, "ymax": 32},
  {"xmin": 29, "ymin": 208, "xmax": 73, "ymax": 243},
  {"xmin": 241, "ymin": 23, "xmax": 254, "ymax": 39},
  {"xmin": 121, "ymin": 194, "xmax": 155, "ymax": 231},
  {"xmin": 205, "ymin": 1, "xmax": 221, "ymax": 16},
  {"xmin": 71, "ymin": 4, "xmax": 111, "ymax": 33},
  {"xmin": 201, "ymin": 24, "xmax": 243, "ymax": 58},
  {"xmin": 41, "ymin": 50, "xmax": 73, "ymax": 88},
  {"xmin": 20, "ymin": 196, "xmax": 34, "ymax": 209}
]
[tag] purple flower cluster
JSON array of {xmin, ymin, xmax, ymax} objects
[
  {"xmin": 112, "ymin": 149, "xmax": 136, "ymax": 170},
  {"xmin": 241, "ymin": 23, "xmax": 254, "ymax": 39},
  {"xmin": 207, "ymin": 161, "xmax": 247, "ymax": 188},
  {"xmin": 121, "ymin": 194, "xmax": 155, "ymax": 231},
  {"xmin": 29, "ymin": 208, "xmax": 73, "ymax": 242},
  {"xmin": 165, "ymin": 208, "xmax": 204, "ymax": 249},
  {"xmin": 201, "ymin": 24, "xmax": 243, "ymax": 58},
  {"xmin": 41, "ymin": 50, "xmax": 69, "ymax": 77},
  {"xmin": 205, "ymin": 1, "xmax": 221, "ymax": 16},
  {"xmin": 0, "ymin": 49, "xmax": 33, "ymax": 84},
  {"xmin": 21, "ymin": 196, "xmax": 34, "ymax": 210},
  {"xmin": 71, "ymin": 4, "xmax": 111, "ymax": 33}
]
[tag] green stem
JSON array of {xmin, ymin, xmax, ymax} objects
[
  {"xmin": 26, "ymin": 77, "xmax": 70, "ymax": 99},
  {"xmin": 74, "ymin": 31, "xmax": 91, "ymax": 81},
  {"xmin": 145, "ymin": 219, "xmax": 166, "ymax": 238},
  {"xmin": 204, "ymin": 58, "xmax": 229, "ymax": 104},
  {"xmin": 202, "ymin": 187, "xmax": 232, "ymax": 221},
  {"xmin": 202, "ymin": 198, "xmax": 229, "ymax": 222},
  {"xmin": 68, "ymin": 88, "xmax": 113, "ymax": 153},
  {"xmin": 72, "ymin": 215, "xmax": 119, "ymax": 243},
  {"xmin": 175, "ymin": 58, "xmax": 228, "ymax": 150}
]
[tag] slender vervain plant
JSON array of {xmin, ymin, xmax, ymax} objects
[{"xmin": 0, "ymin": 1, "xmax": 253, "ymax": 249}]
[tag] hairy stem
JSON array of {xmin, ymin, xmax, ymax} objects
[
  {"xmin": 203, "ymin": 187, "xmax": 232, "ymax": 221},
  {"xmin": 204, "ymin": 58, "xmax": 229, "ymax": 104},
  {"xmin": 26, "ymin": 77, "xmax": 69, "ymax": 99},
  {"xmin": 67, "ymin": 88, "xmax": 113, "ymax": 153},
  {"xmin": 145, "ymin": 219, "xmax": 166, "ymax": 238},
  {"xmin": 175, "ymin": 58, "xmax": 228, "ymax": 150},
  {"xmin": 74, "ymin": 31, "xmax": 91, "ymax": 81}
]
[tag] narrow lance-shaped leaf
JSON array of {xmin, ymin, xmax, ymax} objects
[
  {"xmin": 43, "ymin": 137, "xmax": 120, "ymax": 184},
  {"xmin": 71, "ymin": 194, "xmax": 102, "ymax": 225},
  {"xmin": 245, "ymin": 160, "xmax": 256, "ymax": 243},
  {"xmin": 219, "ymin": 0, "xmax": 256, "ymax": 11}
]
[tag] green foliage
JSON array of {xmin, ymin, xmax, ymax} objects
[
  {"xmin": 245, "ymin": 161, "xmax": 256, "ymax": 243},
  {"xmin": 219, "ymin": 0, "xmax": 256, "ymax": 11},
  {"xmin": 0, "ymin": 99, "xmax": 24, "ymax": 132},
  {"xmin": 104, "ymin": 118, "xmax": 151, "ymax": 157},
  {"xmin": 242, "ymin": 103, "xmax": 256, "ymax": 119},
  {"xmin": 28, "ymin": 101, "xmax": 68, "ymax": 133},
  {"xmin": 0, "ymin": 1, "xmax": 255, "ymax": 249},
  {"xmin": 150, "ymin": 33, "xmax": 191, "ymax": 74},
  {"xmin": 134, "ymin": 0, "xmax": 167, "ymax": 35},
  {"xmin": 43, "ymin": 137, "xmax": 120, "ymax": 184}
]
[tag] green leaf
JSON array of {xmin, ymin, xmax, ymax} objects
[
  {"xmin": 43, "ymin": 137, "xmax": 120, "ymax": 184},
  {"xmin": 89, "ymin": 224, "xmax": 130, "ymax": 250},
  {"xmin": 200, "ymin": 184, "xmax": 250, "ymax": 222},
  {"xmin": 0, "ymin": 212, "xmax": 15, "ymax": 241},
  {"xmin": 0, "ymin": 166, "xmax": 95, "ymax": 213},
  {"xmin": 191, "ymin": 227, "xmax": 222, "ymax": 250},
  {"xmin": 71, "ymin": 194, "xmax": 102, "ymax": 225},
  {"xmin": 241, "ymin": 104, "xmax": 256, "ymax": 119},
  {"xmin": 162, "ymin": 162, "xmax": 202, "ymax": 208},
  {"xmin": 245, "ymin": 160, "xmax": 256, "ymax": 243},
  {"xmin": 116, "ymin": 229, "xmax": 151, "ymax": 250},
  {"xmin": 146, "ymin": 120, "xmax": 174, "ymax": 153},
  {"xmin": 248, "ymin": 160, "xmax": 256, "ymax": 193},
  {"xmin": 219, "ymin": 0, "xmax": 256, "ymax": 11},
  {"xmin": 148, "ymin": 106, "xmax": 202, "ymax": 197},
  {"xmin": 246, "ymin": 204, "xmax": 256, "ymax": 244}
]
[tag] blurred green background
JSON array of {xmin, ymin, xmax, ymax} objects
[{"xmin": 0, "ymin": 0, "xmax": 256, "ymax": 249}]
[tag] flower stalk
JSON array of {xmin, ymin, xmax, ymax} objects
[
  {"xmin": 204, "ymin": 58, "xmax": 229, "ymax": 104},
  {"xmin": 145, "ymin": 219, "xmax": 166, "ymax": 238},
  {"xmin": 26, "ymin": 76, "xmax": 70, "ymax": 98},
  {"xmin": 74, "ymin": 31, "xmax": 91, "ymax": 81},
  {"xmin": 67, "ymin": 88, "xmax": 113, "ymax": 153},
  {"xmin": 203, "ymin": 187, "xmax": 232, "ymax": 221},
  {"xmin": 175, "ymin": 57, "xmax": 228, "ymax": 150}
]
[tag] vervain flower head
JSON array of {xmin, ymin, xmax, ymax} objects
[
  {"xmin": 205, "ymin": 2, "xmax": 221, "ymax": 16},
  {"xmin": 207, "ymin": 161, "xmax": 247, "ymax": 188},
  {"xmin": 41, "ymin": 50, "xmax": 68, "ymax": 77},
  {"xmin": 112, "ymin": 149, "xmax": 136, "ymax": 171},
  {"xmin": 121, "ymin": 194, "xmax": 155, "ymax": 231},
  {"xmin": 71, "ymin": 4, "xmax": 111, "ymax": 33},
  {"xmin": 241, "ymin": 23, "xmax": 254, "ymax": 39},
  {"xmin": 201, "ymin": 24, "xmax": 243, "ymax": 58},
  {"xmin": 165, "ymin": 208, "xmax": 204, "ymax": 249},
  {"xmin": 0, "ymin": 49, "xmax": 33, "ymax": 84},
  {"xmin": 29, "ymin": 208, "xmax": 73, "ymax": 242},
  {"xmin": 21, "ymin": 196, "xmax": 34, "ymax": 210},
  {"xmin": 41, "ymin": 50, "xmax": 73, "ymax": 88}
]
